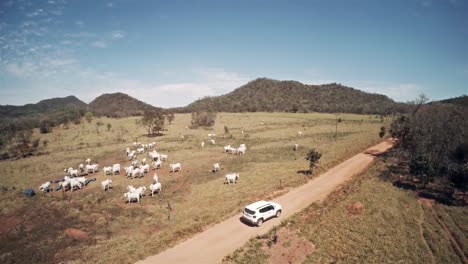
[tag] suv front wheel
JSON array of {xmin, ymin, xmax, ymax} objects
[
  {"xmin": 256, "ymin": 218, "xmax": 264, "ymax": 227},
  {"xmin": 275, "ymin": 210, "xmax": 282, "ymax": 217}
]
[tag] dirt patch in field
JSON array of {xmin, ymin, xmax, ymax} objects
[
  {"xmin": 418, "ymin": 197, "xmax": 435, "ymax": 207},
  {"xmin": 0, "ymin": 215, "xmax": 19, "ymax": 236},
  {"xmin": 262, "ymin": 227, "xmax": 315, "ymax": 264}
]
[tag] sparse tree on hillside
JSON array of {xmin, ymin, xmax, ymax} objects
[
  {"xmin": 142, "ymin": 110, "xmax": 165, "ymax": 136},
  {"xmin": 166, "ymin": 112, "xmax": 175, "ymax": 124},
  {"xmin": 106, "ymin": 123, "xmax": 112, "ymax": 132},
  {"xmin": 40, "ymin": 120, "xmax": 52, "ymax": 134},
  {"xmin": 84, "ymin": 112, "xmax": 94, "ymax": 123},
  {"xmin": 305, "ymin": 148, "xmax": 322, "ymax": 175}
]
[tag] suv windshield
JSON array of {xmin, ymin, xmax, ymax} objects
[{"xmin": 244, "ymin": 208, "xmax": 255, "ymax": 215}]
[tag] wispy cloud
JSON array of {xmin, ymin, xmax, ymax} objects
[
  {"xmin": 91, "ymin": 41, "xmax": 107, "ymax": 48},
  {"xmin": 111, "ymin": 30, "xmax": 125, "ymax": 39},
  {"xmin": 346, "ymin": 81, "xmax": 423, "ymax": 102},
  {"xmin": 75, "ymin": 20, "xmax": 84, "ymax": 27},
  {"xmin": 107, "ymin": 2, "xmax": 114, "ymax": 8}
]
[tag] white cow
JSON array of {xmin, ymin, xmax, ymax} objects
[
  {"xmin": 131, "ymin": 168, "xmax": 143, "ymax": 179},
  {"xmin": 128, "ymin": 151, "xmax": 136, "ymax": 161},
  {"xmin": 149, "ymin": 182, "xmax": 162, "ymax": 197},
  {"xmin": 70, "ymin": 179, "xmax": 82, "ymax": 191},
  {"xmin": 60, "ymin": 179, "xmax": 71, "ymax": 192},
  {"xmin": 140, "ymin": 164, "xmax": 150, "ymax": 173},
  {"xmin": 208, "ymin": 133, "xmax": 216, "ymax": 137},
  {"xmin": 141, "ymin": 158, "xmax": 147, "ymax": 165},
  {"xmin": 86, "ymin": 164, "xmax": 99, "ymax": 173},
  {"xmin": 124, "ymin": 192, "xmax": 140, "ymax": 203},
  {"xmin": 210, "ymin": 139, "xmax": 216, "ymax": 145},
  {"xmin": 39, "ymin": 181, "xmax": 51, "ymax": 192},
  {"xmin": 131, "ymin": 160, "xmax": 138, "ymax": 167},
  {"xmin": 101, "ymin": 179, "xmax": 112, "ymax": 191},
  {"xmin": 212, "ymin": 163, "xmax": 220, "ymax": 172},
  {"xmin": 159, "ymin": 154, "xmax": 168, "ymax": 161},
  {"xmin": 137, "ymin": 147, "xmax": 145, "ymax": 154},
  {"xmin": 201, "ymin": 141, "xmax": 205, "ymax": 148},
  {"xmin": 153, "ymin": 159, "xmax": 162, "ymax": 170},
  {"xmin": 237, "ymin": 147, "xmax": 246, "ymax": 155},
  {"xmin": 224, "ymin": 144, "xmax": 231, "ymax": 153},
  {"xmin": 293, "ymin": 143, "xmax": 299, "ymax": 151},
  {"xmin": 85, "ymin": 158, "xmax": 91, "ymax": 164},
  {"xmin": 225, "ymin": 173, "xmax": 239, "ymax": 184},
  {"xmin": 112, "ymin": 164, "xmax": 121, "ymax": 175},
  {"xmin": 125, "ymin": 147, "xmax": 130, "ymax": 156},
  {"xmin": 79, "ymin": 164, "xmax": 84, "ymax": 173},
  {"xmin": 169, "ymin": 163, "xmax": 181, "ymax": 173},
  {"xmin": 297, "ymin": 131, "xmax": 303, "ymax": 136},
  {"xmin": 103, "ymin": 166, "xmax": 112, "ymax": 175},
  {"xmin": 76, "ymin": 176, "xmax": 86, "ymax": 186},
  {"xmin": 125, "ymin": 166, "xmax": 134, "ymax": 177}
]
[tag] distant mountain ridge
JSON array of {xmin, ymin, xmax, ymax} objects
[
  {"xmin": 437, "ymin": 95, "xmax": 468, "ymax": 108},
  {"xmin": 89, "ymin": 92, "xmax": 160, "ymax": 118},
  {"xmin": 181, "ymin": 78, "xmax": 399, "ymax": 114},
  {"xmin": 0, "ymin": 95, "xmax": 87, "ymax": 120}
]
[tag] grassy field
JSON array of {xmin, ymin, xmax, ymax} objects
[
  {"xmin": 223, "ymin": 155, "xmax": 468, "ymax": 264},
  {"xmin": 0, "ymin": 112, "xmax": 387, "ymax": 263}
]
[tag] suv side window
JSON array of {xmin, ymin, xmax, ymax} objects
[{"xmin": 259, "ymin": 205, "xmax": 273, "ymax": 213}]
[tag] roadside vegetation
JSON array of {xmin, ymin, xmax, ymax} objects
[
  {"xmin": 0, "ymin": 112, "xmax": 386, "ymax": 263},
  {"xmin": 223, "ymin": 156, "xmax": 468, "ymax": 264}
]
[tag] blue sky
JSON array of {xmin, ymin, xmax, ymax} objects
[{"xmin": 0, "ymin": 0, "xmax": 467, "ymax": 107}]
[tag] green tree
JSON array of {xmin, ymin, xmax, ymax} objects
[
  {"xmin": 106, "ymin": 123, "xmax": 112, "ymax": 132},
  {"xmin": 305, "ymin": 148, "xmax": 322, "ymax": 175},
  {"xmin": 166, "ymin": 112, "xmax": 175, "ymax": 124},
  {"xmin": 84, "ymin": 111, "xmax": 94, "ymax": 123},
  {"xmin": 39, "ymin": 120, "xmax": 52, "ymax": 134},
  {"xmin": 190, "ymin": 111, "xmax": 216, "ymax": 128},
  {"xmin": 142, "ymin": 110, "xmax": 165, "ymax": 136},
  {"xmin": 224, "ymin": 126, "xmax": 229, "ymax": 134}
]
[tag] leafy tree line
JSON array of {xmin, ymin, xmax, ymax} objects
[{"xmin": 389, "ymin": 96, "xmax": 467, "ymax": 202}]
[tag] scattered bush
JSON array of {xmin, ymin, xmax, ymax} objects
[{"xmin": 190, "ymin": 111, "xmax": 216, "ymax": 128}]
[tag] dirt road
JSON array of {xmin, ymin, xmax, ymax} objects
[{"xmin": 137, "ymin": 139, "xmax": 394, "ymax": 264}]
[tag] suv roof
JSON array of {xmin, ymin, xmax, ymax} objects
[{"xmin": 245, "ymin": 200, "xmax": 270, "ymax": 211}]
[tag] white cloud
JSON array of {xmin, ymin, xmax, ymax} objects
[
  {"xmin": 5, "ymin": 62, "xmax": 37, "ymax": 77},
  {"xmin": 66, "ymin": 32, "xmax": 96, "ymax": 38},
  {"xmin": 346, "ymin": 81, "xmax": 423, "ymax": 102},
  {"xmin": 111, "ymin": 30, "xmax": 125, "ymax": 39},
  {"xmin": 75, "ymin": 20, "xmax": 84, "ymax": 27},
  {"xmin": 107, "ymin": 2, "xmax": 113, "ymax": 8},
  {"xmin": 91, "ymin": 41, "xmax": 107, "ymax": 48}
]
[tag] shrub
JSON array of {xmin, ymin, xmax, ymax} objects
[{"xmin": 190, "ymin": 111, "xmax": 216, "ymax": 128}]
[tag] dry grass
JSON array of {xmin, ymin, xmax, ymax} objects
[
  {"xmin": 224, "ymin": 157, "xmax": 468, "ymax": 264},
  {"xmin": 0, "ymin": 112, "xmax": 386, "ymax": 263}
]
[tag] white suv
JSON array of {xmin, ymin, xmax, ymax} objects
[{"xmin": 242, "ymin": 200, "xmax": 282, "ymax": 226}]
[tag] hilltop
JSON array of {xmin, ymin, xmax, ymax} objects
[
  {"xmin": 182, "ymin": 78, "xmax": 398, "ymax": 114},
  {"xmin": 0, "ymin": 96, "xmax": 87, "ymax": 120},
  {"xmin": 89, "ymin": 92, "xmax": 160, "ymax": 118},
  {"xmin": 437, "ymin": 95, "xmax": 468, "ymax": 108}
]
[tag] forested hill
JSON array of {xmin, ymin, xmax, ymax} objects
[
  {"xmin": 437, "ymin": 95, "xmax": 468, "ymax": 108},
  {"xmin": 0, "ymin": 95, "xmax": 87, "ymax": 121},
  {"xmin": 182, "ymin": 78, "xmax": 398, "ymax": 114},
  {"xmin": 89, "ymin": 92, "xmax": 160, "ymax": 118}
]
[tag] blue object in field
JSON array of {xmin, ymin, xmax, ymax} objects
[
  {"xmin": 84, "ymin": 178, "xmax": 96, "ymax": 186},
  {"xmin": 55, "ymin": 185, "xmax": 62, "ymax": 191},
  {"xmin": 24, "ymin": 188, "xmax": 35, "ymax": 197}
]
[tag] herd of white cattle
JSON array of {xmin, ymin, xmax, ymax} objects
[{"xmin": 37, "ymin": 133, "xmax": 277, "ymax": 203}]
